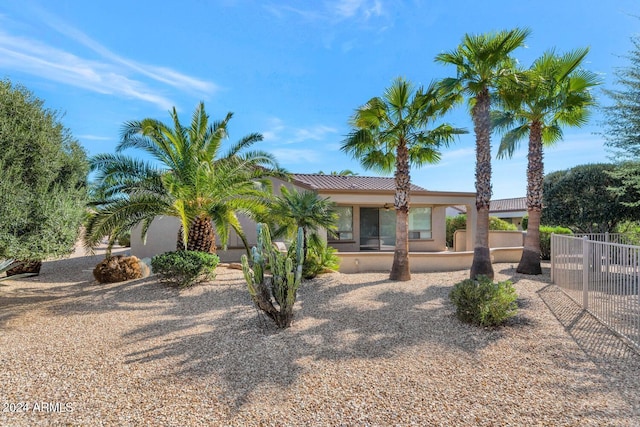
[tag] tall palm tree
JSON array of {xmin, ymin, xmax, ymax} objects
[
  {"xmin": 341, "ymin": 77, "xmax": 465, "ymax": 281},
  {"xmin": 436, "ymin": 28, "xmax": 530, "ymax": 280},
  {"xmin": 267, "ymin": 186, "xmax": 338, "ymax": 259},
  {"xmin": 85, "ymin": 102, "xmax": 286, "ymax": 254},
  {"xmin": 493, "ymin": 48, "xmax": 599, "ymax": 274}
]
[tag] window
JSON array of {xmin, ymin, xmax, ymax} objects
[
  {"xmin": 329, "ymin": 206, "xmax": 353, "ymax": 240},
  {"xmin": 408, "ymin": 207, "xmax": 432, "ymax": 239}
]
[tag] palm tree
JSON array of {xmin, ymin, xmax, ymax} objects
[
  {"xmin": 493, "ymin": 48, "xmax": 599, "ymax": 274},
  {"xmin": 267, "ymin": 185, "xmax": 337, "ymax": 259},
  {"xmin": 317, "ymin": 169, "xmax": 358, "ymax": 176},
  {"xmin": 341, "ymin": 77, "xmax": 465, "ymax": 281},
  {"xmin": 436, "ymin": 28, "xmax": 530, "ymax": 280},
  {"xmin": 85, "ymin": 102, "xmax": 286, "ymax": 254}
]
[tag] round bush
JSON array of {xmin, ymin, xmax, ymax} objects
[
  {"xmin": 151, "ymin": 250, "xmax": 219, "ymax": 288},
  {"xmin": 449, "ymin": 275, "xmax": 518, "ymax": 327}
]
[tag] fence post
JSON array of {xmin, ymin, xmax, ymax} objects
[
  {"xmin": 605, "ymin": 232, "xmax": 610, "ymax": 276},
  {"xmin": 550, "ymin": 233, "xmax": 555, "ymax": 283},
  {"xmin": 583, "ymin": 236, "xmax": 589, "ymax": 310}
]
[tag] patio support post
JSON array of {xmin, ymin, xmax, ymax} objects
[{"xmin": 465, "ymin": 204, "xmax": 477, "ymax": 253}]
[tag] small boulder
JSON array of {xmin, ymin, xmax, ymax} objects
[{"xmin": 93, "ymin": 255, "xmax": 149, "ymax": 283}]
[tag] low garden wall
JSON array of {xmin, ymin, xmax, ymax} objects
[{"xmin": 337, "ymin": 247, "xmax": 523, "ymax": 274}]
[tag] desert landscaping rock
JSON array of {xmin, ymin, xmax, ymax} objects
[{"xmin": 1, "ymin": 246, "xmax": 639, "ymax": 426}]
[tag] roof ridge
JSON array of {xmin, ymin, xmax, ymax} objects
[{"xmin": 292, "ymin": 173, "xmax": 394, "ymax": 179}]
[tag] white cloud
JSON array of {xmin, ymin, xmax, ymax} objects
[
  {"xmin": 291, "ymin": 125, "xmax": 338, "ymax": 143},
  {"xmin": 261, "ymin": 117, "xmax": 286, "ymax": 141},
  {"xmin": 261, "ymin": 117, "xmax": 338, "ymax": 144},
  {"xmin": 266, "ymin": 0, "xmax": 385, "ymax": 23},
  {"xmin": 77, "ymin": 134, "xmax": 112, "ymax": 141},
  {"xmin": 0, "ymin": 7, "xmax": 218, "ymax": 109},
  {"xmin": 270, "ymin": 148, "xmax": 324, "ymax": 164},
  {"xmin": 330, "ymin": 0, "xmax": 384, "ymax": 19}
]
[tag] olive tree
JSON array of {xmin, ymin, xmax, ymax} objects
[{"xmin": 0, "ymin": 80, "xmax": 89, "ymax": 274}]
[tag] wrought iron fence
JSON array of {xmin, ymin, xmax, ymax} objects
[{"xmin": 551, "ymin": 233, "xmax": 640, "ymax": 350}]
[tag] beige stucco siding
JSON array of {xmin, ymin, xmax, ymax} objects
[{"xmin": 130, "ymin": 179, "xmax": 477, "ymax": 263}]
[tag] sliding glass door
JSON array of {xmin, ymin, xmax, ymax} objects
[{"xmin": 359, "ymin": 208, "xmax": 396, "ymax": 251}]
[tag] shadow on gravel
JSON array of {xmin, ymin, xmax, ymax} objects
[
  {"xmin": 109, "ymin": 269, "xmax": 526, "ymax": 411},
  {"xmin": 538, "ymin": 284, "xmax": 640, "ymax": 415},
  {"xmin": 2, "ymin": 254, "xmax": 556, "ymax": 415}
]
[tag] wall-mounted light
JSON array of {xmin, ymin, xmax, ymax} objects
[{"xmin": 383, "ymin": 203, "xmax": 391, "ymax": 211}]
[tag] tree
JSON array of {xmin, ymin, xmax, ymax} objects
[
  {"xmin": 317, "ymin": 169, "xmax": 358, "ymax": 176},
  {"xmin": 85, "ymin": 102, "xmax": 285, "ymax": 254},
  {"xmin": 541, "ymin": 164, "xmax": 640, "ymax": 233},
  {"xmin": 436, "ymin": 28, "xmax": 530, "ymax": 279},
  {"xmin": 267, "ymin": 186, "xmax": 337, "ymax": 260},
  {"xmin": 602, "ymin": 34, "xmax": 640, "ymax": 202},
  {"xmin": 0, "ymin": 80, "xmax": 89, "ymax": 274},
  {"xmin": 342, "ymin": 77, "xmax": 465, "ymax": 281},
  {"xmin": 493, "ymin": 48, "xmax": 599, "ymax": 274}
]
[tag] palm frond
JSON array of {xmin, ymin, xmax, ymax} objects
[{"xmin": 496, "ymin": 124, "xmax": 529, "ymax": 159}]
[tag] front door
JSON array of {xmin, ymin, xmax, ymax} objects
[{"xmin": 359, "ymin": 207, "xmax": 396, "ymax": 251}]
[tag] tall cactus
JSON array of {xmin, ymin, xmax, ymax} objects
[{"xmin": 241, "ymin": 223, "xmax": 304, "ymax": 328}]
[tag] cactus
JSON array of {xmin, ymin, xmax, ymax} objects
[{"xmin": 241, "ymin": 223, "xmax": 304, "ymax": 328}]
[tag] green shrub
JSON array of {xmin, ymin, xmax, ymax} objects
[
  {"xmin": 117, "ymin": 230, "xmax": 131, "ymax": 247},
  {"xmin": 0, "ymin": 80, "xmax": 88, "ymax": 265},
  {"xmin": 521, "ymin": 216, "xmax": 528, "ymax": 231},
  {"xmin": 446, "ymin": 215, "xmax": 467, "ymax": 248},
  {"xmin": 302, "ymin": 239, "xmax": 340, "ymax": 279},
  {"xmin": 539, "ymin": 225, "xmax": 573, "ymax": 260},
  {"xmin": 488, "ymin": 216, "xmax": 518, "ymax": 231},
  {"xmin": 449, "ymin": 275, "xmax": 518, "ymax": 327},
  {"xmin": 151, "ymin": 250, "xmax": 219, "ymax": 288}
]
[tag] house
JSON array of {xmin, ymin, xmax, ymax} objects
[
  {"xmin": 131, "ymin": 174, "xmax": 522, "ymax": 272},
  {"xmin": 446, "ymin": 197, "xmax": 528, "ymax": 230},
  {"xmin": 488, "ymin": 197, "xmax": 527, "ymax": 229}
]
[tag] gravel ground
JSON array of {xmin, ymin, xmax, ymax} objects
[{"xmin": 1, "ymin": 247, "xmax": 639, "ymax": 426}]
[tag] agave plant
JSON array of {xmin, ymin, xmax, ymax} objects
[{"xmin": 0, "ymin": 259, "xmax": 37, "ymax": 283}]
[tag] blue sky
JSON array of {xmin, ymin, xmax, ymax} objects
[{"xmin": 0, "ymin": 0, "xmax": 638, "ymax": 199}]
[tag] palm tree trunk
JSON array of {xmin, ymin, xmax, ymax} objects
[
  {"xmin": 302, "ymin": 228, "xmax": 308, "ymax": 261},
  {"xmin": 176, "ymin": 214, "xmax": 217, "ymax": 253},
  {"xmin": 390, "ymin": 140, "xmax": 411, "ymax": 281},
  {"xmin": 470, "ymin": 88, "xmax": 494, "ymax": 280},
  {"xmin": 517, "ymin": 121, "xmax": 543, "ymax": 274}
]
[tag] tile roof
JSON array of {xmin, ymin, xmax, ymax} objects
[
  {"xmin": 291, "ymin": 173, "xmax": 428, "ymax": 192},
  {"xmin": 489, "ymin": 197, "xmax": 527, "ymax": 212}
]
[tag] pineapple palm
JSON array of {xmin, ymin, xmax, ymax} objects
[{"xmin": 85, "ymin": 102, "xmax": 286, "ymax": 253}]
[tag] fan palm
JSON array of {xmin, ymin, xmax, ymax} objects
[
  {"xmin": 493, "ymin": 48, "xmax": 599, "ymax": 274},
  {"xmin": 268, "ymin": 186, "xmax": 338, "ymax": 260},
  {"xmin": 436, "ymin": 28, "xmax": 530, "ymax": 279},
  {"xmin": 341, "ymin": 77, "xmax": 465, "ymax": 281},
  {"xmin": 85, "ymin": 102, "xmax": 286, "ymax": 254}
]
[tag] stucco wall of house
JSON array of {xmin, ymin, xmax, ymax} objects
[
  {"xmin": 453, "ymin": 229, "xmax": 525, "ymax": 252},
  {"xmin": 131, "ymin": 216, "xmax": 180, "ymax": 259},
  {"xmin": 129, "ymin": 179, "xmax": 477, "ymax": 265},
  {"xmin": 131, "ymin": 215, "xmax": 258, "ymax": 262}
]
